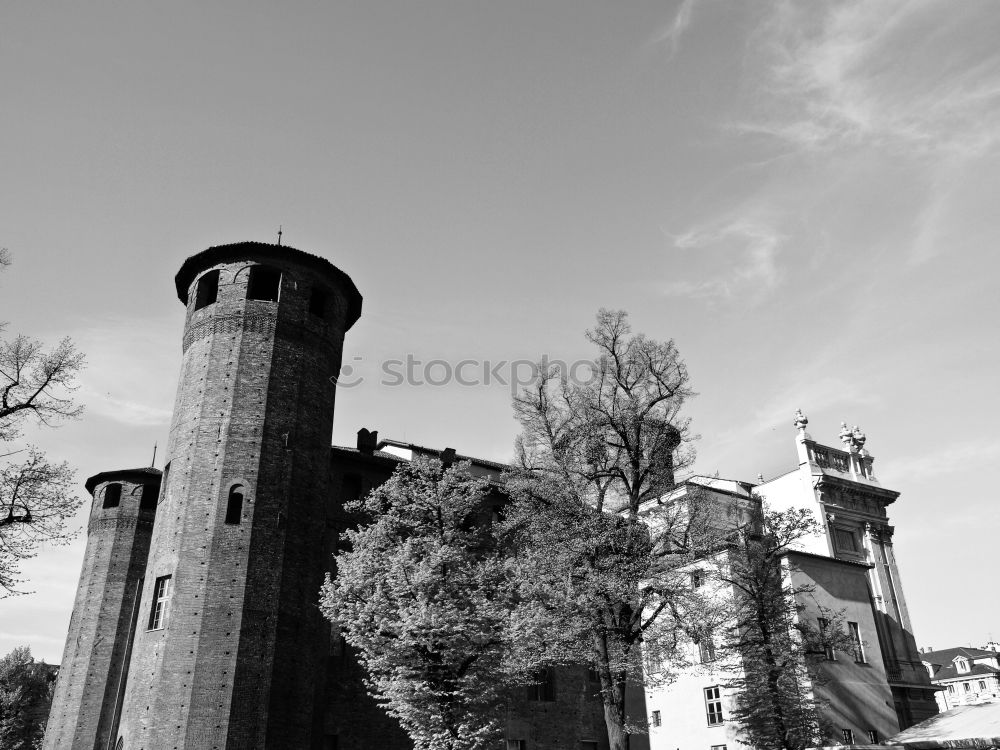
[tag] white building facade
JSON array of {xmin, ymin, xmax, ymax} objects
[{"xmin": 642, "ymin": 413, "xmax": 939, "ymax": 750}]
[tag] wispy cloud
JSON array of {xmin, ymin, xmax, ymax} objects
[
  {"xmin": 651, "ymin": 0, "xmax": 698, "ymax": 58},
  {"xmin": 663, "ymin": 218, "xmax": 785, "ymax": 303},
  {"xmin": 738, "ymin": 0, "xmax": 1000, "ymax": 159},
  {"xmin": 70, "ymin": 315, "xmax": 178, "ymax": 427},
  {"xmin": 881, "ymin": 439, "xmax": 1000, "ymax": 484}
]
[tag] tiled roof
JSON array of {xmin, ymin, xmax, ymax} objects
[
  {"xmin": 84, "ymin": 467, "xmax": 162, "ymax": 494},
  {"xmin": 922, "ymin": 647, "xmax": 1000, "ymax": 682}
]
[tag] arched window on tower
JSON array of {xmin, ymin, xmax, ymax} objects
[
  {"xmin": 225, "ymin": 485, "xmax": 244, "ymax": 525},
  {"xmin": 194, "ymin": 270, "xmax": 220, "ymax": 310},
  {"xmin": 247, "ymin": 266, "xmax": 281, "ymax": 301},
  {"xmin": 309, "ymin": 286, "xmax": 328, "ymax": 318},
  {"xmin": 139, "ymin": 484, "xmax": 158, "ymax": 511},
  {"xmin": 102, "ymin": 483, "xmax": 122, "ymax": 509}
]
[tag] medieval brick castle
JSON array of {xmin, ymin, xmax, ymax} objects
[{"xmin": 43, "ymin": 242, "xmax": 937, "ymax": 750}]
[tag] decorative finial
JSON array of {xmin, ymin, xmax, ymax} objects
[
  {"xmin": 839, "ymin": 421, "xmax": 853, "ymax": 448},
  {"xmin": 277, "ymin": 225, "xmax": 283, "ymax": 246},
  {"xmin": 793, "ymin": 409, "xmax": 809, "ymax": 431},
  {"xmin": 757, "ymin": 472, "xmax": 764, "ymax": 483}
]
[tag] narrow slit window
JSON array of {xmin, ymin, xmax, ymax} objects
[
  {"xmin": 194, "ymin": 270, "xmax": 219, "ymax": 310},
  {"xmin": 148, "ymin": 575, "xmax": 172, "ymax": 630},
  {"xmin": 309, "ymin": 287, "xmax": 328, "ymax": 318},
  {"xmin": 103, "ymin": 483, "xmax": 122, "ymax": 509},
  {"xmin": 225, "ymin": 485, "xmax": 244, "ymax": 525},
  {"xmin": 247, "ymin": 266, "xmax": 281, "ymax": 301}
]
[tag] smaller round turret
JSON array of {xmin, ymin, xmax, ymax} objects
[{"xmin": 44, "ymin": 468, "xmax": 161, "ymax": 750}]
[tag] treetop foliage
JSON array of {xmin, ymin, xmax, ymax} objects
[{"xmin": 321, "ymin": 459, "xmax": 513, "ymax": 750}]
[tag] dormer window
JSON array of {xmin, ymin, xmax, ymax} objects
[{"xmin": 956, "ymin": 657, "xmax": 970, "ymax": 673}]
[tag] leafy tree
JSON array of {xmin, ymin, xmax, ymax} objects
[
  {"xmin": 504, "ymin": 309, "xmax": 716, "ymax": 750},
  {"xmin": 714, "ymin": 503, "xmax": 853, "ymax": 750},
  {"xmin": 320, "ymin": 459, "xmax": 515, "ymax": 750},
  {"xmin": 0, "ymin": 646, "xmax": 56, "ymax": 750},
  {"xmin": 0, "ymin": 250, "xmax": 84, "ymax": 595}
]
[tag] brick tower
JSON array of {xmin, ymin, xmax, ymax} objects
[
  {"xmin": 115, "ymin": 242, "xmax": 362, "ymax": 749},
  {"xmin": 43, "ymin": 468, "xmax": 161, "ymax": 750}
]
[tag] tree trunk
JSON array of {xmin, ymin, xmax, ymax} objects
[
  {"xmin": 594, "ymin": 627, "xmax": 630, "ymax": 750},
  {"xmin": 603, "ymin": 701, "xmax": 629, "ymax": 750}
]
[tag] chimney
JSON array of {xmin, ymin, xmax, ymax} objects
[
  {"xmin": 440, "ymin": 448, "xmax": 456, "ymax": 468},
  {"xmin": 357, "ymin": 428, "xmax": 378, "ymax": 454}
]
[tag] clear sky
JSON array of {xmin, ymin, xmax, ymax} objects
[{"xmin": 2, "ymin": 0, "xmax": 999, "ymax": 662}]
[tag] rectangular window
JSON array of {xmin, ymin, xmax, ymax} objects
[
  {"xmin": 309, "ymin": 287, "xmax": 328, "ymax": 318},
  {"xmin": 646, "ymin": 649, "xmax": 664, "ymax": 674},
  {"xmin": 842, "ymin": 729, "xmax": 855, "ymax": 744},
  {"xmin": 698, "ymin": 635, "xmax": 716, "ymax": 664},
  {"xmin": 247, "ymin": 266, "xmax": 281, "ymax": 301},
  {"xmin": 835, "ymin": 528, "xmax": 858, "ymax": 552},
  {"xmin": 505, "ymin": 741, "xmax": 526, "ymax": 750},
  {"xmin": 818, "ymin": 618, "xmax": 836, "ymax": 660},
  {"xmin": 948, "ymin": 685, "xmax": 955, "ymax": 694},
  {"xmin": 691, "ymin": 570, "xmax": 704, "ymax": 589},
  {"xmin": 194, "ymin": 270, "xmax": 219, "ymax": 310},
  {"xmin": 964, "ymin": 683, "xmax": 971, "ymax": 692},
  {"xmin": 526, "ymin": 668, "xmax": 555, "ymax": 701},
  {"xmin": 651, "ymin": 710, "xmax": 661, "ymax": 727},
  {"xmin": 139, "ymin": 483, "xmax": 158, "ymax": 511},
  {"xmin": 704, "ymin": 686, "xmax": 724, "ymax": 726},
  {"xmin": 102, "ymin": 483, "xmax": 122, "ymax": 509},
  {"xmin": 148, "ymin": 575, "xmax": 172, "ymax": 630},
  {"xmin": 980, "ymin": 680, "xmax": 987, "ymax": 691},
  {"xmin": 867, "ymin": 731, "xmax": 879, "ymax": 743},
  {"xmin": 848, "ymin": 622, "xmax": 866, "ymax": 663}
]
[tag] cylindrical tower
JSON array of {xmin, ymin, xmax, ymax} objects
[
  {"xmin": 116, "ymin": 242, "xmax": 361, "ymax": 750},
  {"xmin": 43, "ymin": 468, "xmax": 161, "ymax": 750}
]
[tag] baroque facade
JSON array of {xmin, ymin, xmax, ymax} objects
[
  {"xmin": 44, "ymin": 242, "xmax": 936, "ymax": 749},
  {"xmin": 643, "ymin": 413, "xmax": 939, "ymax": 750}
]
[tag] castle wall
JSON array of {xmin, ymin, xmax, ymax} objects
[{"xmin": 43, "ymin": 470, "xmax": 160, "ymax": 750}]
